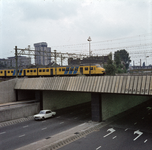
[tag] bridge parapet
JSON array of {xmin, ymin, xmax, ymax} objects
[{"xmin": 15, "ymin": 76, "xmax": 152, "ymax": 95}]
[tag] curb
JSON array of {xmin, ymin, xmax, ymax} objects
[{"xmin": 0, "ymin": 116, "xmax": 33, "ymax": 128}]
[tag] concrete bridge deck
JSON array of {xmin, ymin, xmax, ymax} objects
[{"xmin": 15, "ymin": 76, "xmax": 152, "ymax": 95}]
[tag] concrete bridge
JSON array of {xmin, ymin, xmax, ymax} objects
[{"xmin": 14, "ymin": 75, "xmax": 152, "ymax": 122}]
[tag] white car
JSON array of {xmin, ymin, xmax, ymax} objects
[{"xmin": 34, "ymin": 110, "xmax": 56, "ymax": 120}]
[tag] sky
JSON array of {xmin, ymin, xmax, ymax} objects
[{"xmin": 0, "ymin": 0, "xmax": 152, "ymax": 65}]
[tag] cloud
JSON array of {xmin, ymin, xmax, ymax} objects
[
  {"xmin": 0, "ymin": 0, "xmax": 151, "ymax": 59},
  {"xmin": 16, "ymin": 0, "xmax": 80, "ymax": 21}
]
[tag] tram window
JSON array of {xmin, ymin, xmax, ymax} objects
[
  {"xmin": 70, "ymin": 68, "xmax": 73, "ymax": 71},
  {"xmin": 66, "ymin": 68, "xmax": 69, "ymax": 71},
  {"xmin": 20, "ymin": 70, "xmax": 22, "ymax": 73},
  {"xmin": 8, "ymin": 71, "xmax": 10, "ymax": 73},
  {"xmin": 0, "ymin": 71, "xmax": 2, "ymax": 73},
  {"xmin": 59, "ymin": 69, "xmax": 61, "ymax": 71},
  {"xmin": 62, "ymin": 68, "xmax": 65, "ymax": 71},
  {"xmin": 43, "ymin": 69, "xmax": 45, "ymax": 72},
  {"xmin": 27, "ymin": 70, "xmax": 29, "ymax": 73},
  {"xmin": 75, "ymin": 68, "xmax": 78, "ymax": 71},
  {"xmin": 34, "ymin": 70, "xmax": 36, "ymax": 72},
  {"xmin": 46, "ymin": 69, "xmax": 49, "ymax": 72},
  {"xmin": 90, "ymin": 67, "xmax": 93, "ymax": 70},
  {"xmin": 30, "ymin": 70, "xmax": 33, "ymax": 72},
  {"xmin": 85, "ymin": 67, "xmax": 88, "ymax": 71},
  {"xmin": 11, "ymin": 71, "xmax": 13, "ymax": 73}
]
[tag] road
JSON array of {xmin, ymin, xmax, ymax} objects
[
  {"xmin": 0, "ymin": 104, "xmax": 91, "ymax": 150},
  {"xmin": 59, "ymin": 101, "xmax": 152, "ymax": 150}
]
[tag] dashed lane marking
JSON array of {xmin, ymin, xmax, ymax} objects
[
  {"xmin": 42, "ymin": 128, "xmax": 47, "ymax": 130},
  {"xmin": 23, "ymin": 125, "xmax": 29, "ymax": 128},
  {"xmin": 0, "ymin": 132, "xmax": 6, "ymax": 135},
  {"xmin": 96, "ymin": 146, "xmax": 101, "ymax": 150},
  {"xmin": 144, "ymin": 139, "xmax": 148, "ymax": 143},
  {"xmin": 19, "ymin": 134, "xmax": 25, "ymax": 138},
  {"xmin": 113, "ymin": 136, "xmax": 117, "ymax": 139},
  {"xmin": 125, "ymin": 128, "xmax": 128, "ymax": 131}
]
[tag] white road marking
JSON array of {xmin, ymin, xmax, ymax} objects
[
  {"xmin": 133, "ymin": 130, "xmax": 143, "ymax": 141},
  {"xmin": 0, "ymin": 132, "xmax": 6, "ymax": 135},
  {"xmin": 19, "ymin": 134, "xmax": 25, "ymax": 138},
  {"xmin": 103, "ymin": 128, "xmax": 116, "ymax": 138},
  {"xmin": 96, "ymin": 146, "xmax": 101, "ymax": 150},
  {"xmin": 125, "ymin": 128, "xmax": 128, "ymax": 131},
  {"xmin": 60, "ymin": 122, "xmax": 64, "ymax": 124},
  {"xmin": 113, "ymin": 136, "xmax": 117, "ymax": 139},
  {"xmin": 57, "ymin": 116, "xmax": 60, "ymax": 118},
  {"xmin": 23, "ymin": 125, "xmax": 28, "ymax": 128},
  {"xmin": 144, "ymin": 139, "xmax": 148, "ymax": 143},
  {"xmin": 41, "ymin": 127, "xmax": 47, "ymax": 130}
]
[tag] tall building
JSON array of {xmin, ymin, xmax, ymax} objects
[
  {"xmin": 0, "ymin": 56, "xmax": 31, "ymax": 68},
  {"xmin": 34, "ymin": 42, "xmax": 51, "ymax": 66}
]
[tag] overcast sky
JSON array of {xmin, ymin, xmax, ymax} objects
[{"xmin": 0, "ymin": 0, "xmax": 151, "ymax": 64}]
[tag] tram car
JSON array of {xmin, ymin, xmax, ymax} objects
[{"xmin": 0, "ymin": 64, "xmax": 105, "ymax": 78}]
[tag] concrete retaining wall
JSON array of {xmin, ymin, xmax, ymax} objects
[
  {"xmin": 0, "ymin": 103, "xmax": 40, "ymax": 122},
  {"xmin": 102, "ymin": 94, "xmax": 152, "ymax": 120},
  {"xmin": 0, "ymin": 79, "xmax": 17, "ymax": 104},
  {"xmin": 43, "ymin": 91, "xmax": 91, "ymax": 111}
]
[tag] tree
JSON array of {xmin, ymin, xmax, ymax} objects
[
  {"xmin": 104, "ymin": 53, "xmax": 116, "ymax": 75},
  {"xmin": 114, "ymin": 52, "xmax": 125, "ymax": 73},
  {"xmin": 114, "ymin": 49, "xmax": 131, "ymax": 70}
]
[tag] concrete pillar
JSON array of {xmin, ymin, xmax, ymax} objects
[
  {"xmin": 35, "ymin": 91, "xmax": 43, "ymax": 110},
  {"xmin": 15, "ymin": 90, "xmax": 18, "ymax": 101},
  {"xmin": 91, "ymin": 93, "xmax": 102, "ymax": 122}
]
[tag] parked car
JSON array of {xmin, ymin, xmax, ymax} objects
[{"xmin": 34, "ymin": 110, "xmax": 56, "ymax": 120}]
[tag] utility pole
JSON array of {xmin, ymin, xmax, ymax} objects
[
  {"xmin": 15, "ymin": 46, "xmax": 18, "ymax": 78},
  {"xmin": 87, "ymin": 36, "xmax": 92, "ymax": 76},
  {"xmin": 54, "ymin": 50, "xmax": 57, "ymax": 76}
]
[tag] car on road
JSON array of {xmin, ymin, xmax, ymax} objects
[{"xmin": 34, "ymin": 110, "xmax": 56, "ymax": 120}]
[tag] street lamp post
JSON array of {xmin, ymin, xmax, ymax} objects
[{"xmin": 87, "ymin": 36, "xmax": 92, "ymax": 76}]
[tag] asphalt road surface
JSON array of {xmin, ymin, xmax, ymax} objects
[
  {"xmin": 59, "ymin": 102, "xmax": 152, "ymax": 150},
  {"xmin": 0, "ymin": 105, "xmax": 91, "ymax": 150}
]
